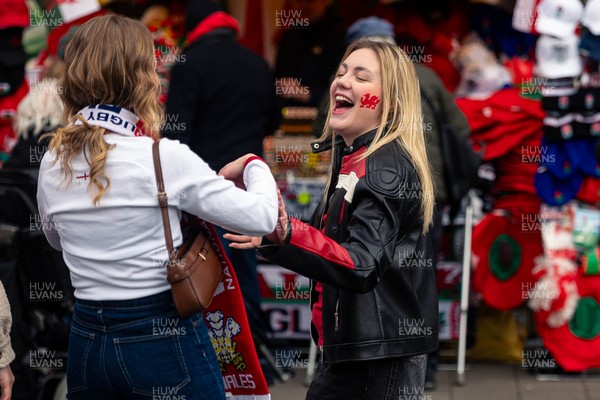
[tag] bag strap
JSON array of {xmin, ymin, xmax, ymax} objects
[{"xmin": 152, "ymin": 140, "xmax": 176, "ymax": 260}]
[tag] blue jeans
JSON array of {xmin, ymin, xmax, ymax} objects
[
  {"xmin": 306, "ymin": 354, "xmax": 427, "ymax": 400},
  {"xmin": 67, "ymin": 290, "xmax": 225, "ymax": 399}
]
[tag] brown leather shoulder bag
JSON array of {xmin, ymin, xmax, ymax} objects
[{"xmin": 152, "ymin": 140, "xmax": 223, "ymax": 317}]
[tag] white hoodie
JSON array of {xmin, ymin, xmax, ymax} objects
[{"xmin": 37, "ymin": 135, "xmax": 278, "ymax": 300}]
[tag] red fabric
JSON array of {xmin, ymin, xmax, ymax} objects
[
  {"xmin": 312, "ymin": 282, "xmax": 324, "ymax": 347},
  {"xmin": 243, "ymin": 155, "xmax": 266, "ymax": 167},
  {"xmin": 493, "ymin": 194, "xmax": 541, "ymax": 215},
  {"xmin": 472, "ymin": 212, "xmax": 543, "ymax": 310},
  {"xmin": 0, "ymin": 79, "xmax": 29, "ymax": 162},
  {"xmin": 202, "ymin": 221, "xmax": 270, "ymax": 399},
  {"xmin": 333, "ymin": 1, "xmax": 470, "ymax": 91},
  {"xmin": 504, "ymin": 57, "xmax": 535, "ymax": 85},
  {"xmin": 45, "ymin": 9, "xmax": 107, "ymax": 57},
  {"xmin": 493, "ymin": 134, "xmax": 543, "ymax": 198},
  {"xmin": 576, "ymin": 176, "xmax": 600, "ymax": 208},
  {"xmin": 381, "ymin": 3, "xmax": 468, "ymax": 92},
  {"xmin": 238, "ymin": 0, "xmax": 264, "ymax": 56},
  {"xmin": 339, "ymin": 146, "xmax": 367, "ymax": 177},
  {"xmin": 186, "ymin": 11, "xmax": 239, "ymax": 46},
  {"xmin": 457, "ymin": 89, "xmax": 545, "ymax": 161},
  {"xmin": 457, "ymin": 89, "xmax": 545, "ymax": 130},
  {"xmin": 0, "ymin": 0, "xmax": 28, "ymax": 29},
  {"xmin": 289, "ymin": 218, "xmax": 355, "ymax": 270},
  {"xmin": 426, "ymin": 32, "xmax": 462, "ymax": 93},
  {"xmin": 535, "ymin": 274, "xmax": 600, "ymax": 371}
]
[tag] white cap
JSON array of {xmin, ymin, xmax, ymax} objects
[
  {"xmin": 582, "ymin": 0, "xmax": 600, "ymax": 35},
  {"xmin": 535, "ymin": 34, "xmax": 582, "ymax": 78},
  {"xmin": 535, "ymin": 0, "xmax": 583, "ymax": 38}
]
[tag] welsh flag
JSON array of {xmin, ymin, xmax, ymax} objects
[{"xmin": 202, "ymin": 221, "xmax": 271, "ymax": 399}]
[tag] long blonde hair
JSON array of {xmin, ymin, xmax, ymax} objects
[
  {"xmin": 46, "ymin": 14, "xmax": 162, "ymax": 205},
  {"xmin": 321, "ymin": 39, "xmax": 434, "ymax": 233}
]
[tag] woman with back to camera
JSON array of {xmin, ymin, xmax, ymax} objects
[
  {"xmin": 36, "ymin": 15, "xmax": 278, "ymax": 399},
  {"xmin": 226, "ymin": 39, "xmax": 439, "ymax": 399}
]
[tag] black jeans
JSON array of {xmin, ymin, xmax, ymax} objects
[{"xmin": 306, "ymin": 354, "xmax": 427, "ymax": 400}]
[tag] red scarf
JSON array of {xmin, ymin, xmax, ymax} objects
[
  {"xmin": 186, "ymin": 11, "xmax": 240, "ymax": 46},
  {"xmin": 202, "ymin": 221, "xmax": 270, "ymax": 399}
]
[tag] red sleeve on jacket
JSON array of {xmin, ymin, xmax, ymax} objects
[{"xmin": 288, "ymin": 217, "xmax": 355, "ymax": 270}]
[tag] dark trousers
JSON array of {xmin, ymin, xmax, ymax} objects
[{"xmin": 306, "ymin": 355, "xmax": 427, "ymax": 400}]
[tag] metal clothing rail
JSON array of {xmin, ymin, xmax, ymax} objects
[{"xmin": 456, "ymin": 191, "xmax": 475, "ymax": 385}]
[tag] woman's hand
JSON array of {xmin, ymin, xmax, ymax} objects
[
  {"xmin": 224, "ymin": 189, "xmax": 289, "ymax": 248},
  {"xmin": 0, "ymin": 365, "xmax": 14, "ymax": 400},
  {"xmin": 217, "ymin": 153, "xmax": 257, "ymax": 189},
  {"xmin": 223, "ymin": 233, "xmax": 262, "ymax": 249}
]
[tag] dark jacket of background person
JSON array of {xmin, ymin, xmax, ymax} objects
[
  {"xmin": 417, "ymin": 64, "xmax": 471, "ymax": 204},
  {"xmin": 274, "ymin": 6, "xmax": 345, "ymax": 106},
  {"xmin": 163, "ymin": 2, "xmax": 280, "ymax": 171}
]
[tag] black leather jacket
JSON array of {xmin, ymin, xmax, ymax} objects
[{"xmin": 259, "ymin": 129, "xmax": 438, "ymax": 363}]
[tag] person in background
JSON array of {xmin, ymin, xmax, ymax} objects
[
  {"xmin": 0, "ymin": 26, "xmax": 29, "ymax": 167},
  {"xmin": 37, "ymin": 15, "xmax": 278, "ymax": 399},
  {"xmin": 162, "ymin": 0, "xmax": 281, "ymax": 362},
  {"xmin": 396, "ymin": 33, "xmax": 471, "ymax": 390},
  {"xmin": 6, "ymin": 24, "xmax": 70, "ymax": 169},
  {"xmin": 4, "ymin": 78, "xmax": 63, "ymax": 169},
  {"xmin": 274, "ymin": 0, "xmax": 345, "ymax": 106},
  {"xmin": 0, "ymin": 282, "xmax": 15, "ymax": 400},
  {"xmin": 163, "ymin": 0, "xmax": 280, "ymax": 171},
  {"xmin": 227, "ymin": 39, "xmax": 438, "ymax": 399}
]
